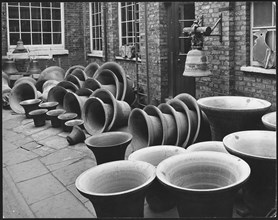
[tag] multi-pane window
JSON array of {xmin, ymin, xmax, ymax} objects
[
  {"xmin": 90, "ymin": 2, "xmax": 103, "ymax": 55},
  {"xmin": 251, "ymin": 2, "xmax": 276, "ymax": 68},
  {"xmin": 118, "ymin": 2, "xmax": 140, "ymax": 58},
  {"xmin": 7, "ymin": 2, "xmax": 64, "ymax": 48}
]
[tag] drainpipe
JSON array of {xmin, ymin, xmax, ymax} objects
[
  {"xmin": 103, "ymin": 3, "xmax": 108, "ymax": 62},
  {"xmin": 133, "ymin": 2, "xmax": 139, "ymax": 98},
  {"xmin": 145, "ymin": 2, "xmax": 150, "ymax": 104},
  {"xmin": 83, "ymin": 2, "xmax": 87, "ymax": 64}
]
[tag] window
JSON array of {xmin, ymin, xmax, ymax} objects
[
  {"xmin": 118, "ymin": 2, "xmax": 140, "ymax": 58},
  {"xmin": 6, "ymin": 2, "xmax": 65, "ymax": 54},
  {"xmin": 89, "ymin": 2, "xmax": 103, "ymax": 56},
  {"xmin": 251, "ymin": 2, "xmax": 276, "ymax": 69}
]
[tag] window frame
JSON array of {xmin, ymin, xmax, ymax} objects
[
  {"xmin": 6, "ymin": 2, "xmax": 66, "ymax": 55},
  {"xmin": 89, "ymin": 2, "xmax": 103, "ymax": 57},
  {"xmin": 118, "ymin": 2, "xmax": 140, "ymax": 54},
  {"xmin": 250, "ymin": 1, "xmax": 276, "ymax": 68}
]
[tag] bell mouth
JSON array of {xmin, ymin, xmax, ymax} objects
[
  {"xmin": 128, "ymin": 145, "xmax": 186, "ymax": 167},
  {"xmin": 29, "ymin": 108, "xmax": 48, "ymax": 116},
  {"xmin": 128, "ymin": 108, "xmax": 158, "ymax": 147},
  {"xmin": 65, "ymin": 119, "xmax": 84, "ymax": 127},
  {"xmin": 261, "ymin": 111, "xmax": 276, "ymax": 130},
  {"xmin": 58, "ymin": 112, "xmax": 78, "ymax": 121},
  {"xmin": 156, "ymin": 151, "xmax": 250, "ymax": 192},
  {"xmin": 197, "ymin": 96, "xmax": 271, "ymax": 112},
  {"xmin": 39, "ymin": 101, "xmax": 59, "ymax": 108},
  {"xmin": 223, "ymin": 130, "xmax": 276, "ymax": 160},
  {"xmin": 85, "ymin": 131, "xmax": 132, "ymax": 148},
  {"xmin": 20, "ymin": 98, "xmax": 41, "ymax": 106},
  {"xmin": 46, "ymin": 109, "xmax": 66, "ymax": 117},
  {"xmin": 186, "ymin": 141, "xmax": 229, "ymax": 154},
  {"xmin": 75, "ymin": 160, "xmax": 156, "ymax": 197}
]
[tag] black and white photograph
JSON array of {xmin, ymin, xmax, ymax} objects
[{"xmin": 2, "ymin": 1, "xmax": 276, "ymax": 218}]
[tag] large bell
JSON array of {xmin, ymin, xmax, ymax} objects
[
  {"xmin": 183, "ymin": 49, "xmax": 212, "ymax": 77},
  {"xmin": 2, "ymin": 59, "xmax": 19, "ymax": 75},
  {"xmin": 13, "ymin": 39, "xmax": 28, "ymax": 53}
]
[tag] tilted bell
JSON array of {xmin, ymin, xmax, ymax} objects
[
  {"xmin": 183, "ymin": 49, "xmax": 212, "ymax": 77},
  {"xmin": 13, "ymin": 39, "xmax": 28, "ymax": 53}
]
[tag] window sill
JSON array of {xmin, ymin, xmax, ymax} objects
[
  {"xmin": 115, "ymin": 56, "xmax": 141, "ymax": 62},
  {"xmin": 2, "ymin": 49, "xmax": 69, "ymax": 60},
  {"xmin": 87, "ymin": 53, "xmax": 104, "ymax": 58},
  {"xmin": 240, "ymin": 66, "xmax": 276, "ymax": 75}
]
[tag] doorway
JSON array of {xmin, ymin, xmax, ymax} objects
[{"xmin": 167, "ymin": 2, "xmax": 195, "ymax": 97}]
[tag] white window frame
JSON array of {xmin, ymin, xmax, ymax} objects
[
  {"xmin": 89, "ymin": 2, "xmax": 103, "ymax": 57},
  {"xmin": 6, "ymin": 2, "xmax": 67, "ymax": 57},
  {"xmin": 250, "ymin": 1, "xmax": 276, "ymax": 68},
  {"xmin": 118, "ymin": 2, "xmax": 139, "ymax": 49}
]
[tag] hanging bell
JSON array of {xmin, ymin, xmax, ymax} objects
[
  {"xmin": 2, "ymin": 59, "xmax": 19, "ymax": 75},
  {"xmin": 13, "ymin": 39, "xmax": 28, "ymax": 53},
  {"xmin": 27, "ymin": 59, "xmax": 41, "ymax": 76},
  {"xmin": 183, "ymin": 49, "xmax": 212, "ymax": 77}
]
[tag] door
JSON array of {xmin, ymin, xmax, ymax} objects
[{"xmin": 167, "ymin": 2, "xmax": 195, "ymax": 97}]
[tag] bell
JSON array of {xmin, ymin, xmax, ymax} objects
[
  {"xmin": 2, "ymin": 59, "xmax": 19, "ymax": 75},
  {"xmin": 183, "ymin": 49, "xmax": 212, "ymax": 77},
  {"xmin": 13, "ymin": 39, "xmax": 28, "ymax": 53},
  {"xmin": 27, "ymin": 59, "xmax": 41, "ymax": 76}
]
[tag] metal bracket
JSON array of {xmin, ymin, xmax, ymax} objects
[
  {"xmin": 209, "ymin": 13, "xmax": 222, "ymax": 43},
  {"xmin": 183, "ymin": 13, "xmax": 223, "ymax": 46}
]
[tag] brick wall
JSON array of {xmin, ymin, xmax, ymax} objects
[{"xmin": 195, "ymin": 2, "xmax": 276, "ymax": 111}]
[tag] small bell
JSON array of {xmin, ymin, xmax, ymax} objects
[
  {"xmin": 2, "ymin": 59, "xmax": 19, "ymax": 75},
  {"xmin": 183, "ymin": 49, "xmax": 212, "ymax": 77},
  {"xmin": 27, "ymin": 59, "xmax": 41, "ymax": 77},
  {"xmin": 13, "ymin": 39, "xmax": 28, "ymax": 53}
]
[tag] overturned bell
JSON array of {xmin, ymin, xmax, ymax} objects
[
  {"xmin": 13, "ymin": 39, "xmax": 28, "ymax": 53},
  {"xmin": 183, "ymin": 49, "xmax": 212, "ymax": 77}
]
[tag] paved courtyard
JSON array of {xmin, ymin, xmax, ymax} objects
[
  {"xmin": 2, "ymin": 108, "xmax": 182, "ymax": 218},
  {"xmin": 2, "ymin": 107, "xmax": 250, "ymax": 218}
]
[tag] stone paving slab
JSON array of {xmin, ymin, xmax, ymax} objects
[
  {"xmin": 31, "ymin": 127, "xmax": 62, "ymax": 141},
  {"xmin": 16, "ymin": 173, "xmax": 67, "ymax": 205},
  {"xmin": 7, "ymin": 158, "xmax": 49, "ymax": 183},
  {"xmin": 2, "ymin": 129, "xmax": 20, "ymax": 140},
  {"xmin": 46, "ymin": 157, "xmax": 85, "ymax": 172},
  {"xmin": 10, "ymin": 134, "xmax": 33, "ymax": 147},
  {"xmin": 21, "ymin": 141, "xmax": 42, "ymax": 151},
  {"xmin": 21, "ymin": 118, "xmax": 34, "ymax": 125},
  {"xmin": 14, "ymin": 122, "xmax": 51, "ymax": 135},
  {"xmin": 29, "ymin": 191, "xmax": 94, "ymax": 218},
  {"xmin": 3, "ymin": 147, "xmax": 39, "ymax": 166},
  {"xmin": 3, "ymin": 168, "xmax": 35, "ymax": 218},
  {"xmin": 38, "ymin": 135, "xmax": 69, "ymax": 150},
  {"xmin": 31, "ymin": 145, "xmax": 56, "ymax": 157},
  {"xmin": 2, "ymin": 139, "xmax": 19, "ymax": 153},
  {"xmin": 40, "ymin": 148, "xmax": 87, "ymax": 167},
  {"xmin": 52, "ymin": 158, "xmax": 96, "ymax": 186},
  {"xmin": 2, "ymin": 110, "xmax": 22, "ymax": 122},
  {"xmin": 68, "ymin": 142, "xmax": 95, "ymax": 157},
  {"xmin": 67, "ymin": 183, "xmax": 89, "ymax": 203},
  {"xmin": 3, "ymin": 114, "xmax": 25, "ymax": 128}
]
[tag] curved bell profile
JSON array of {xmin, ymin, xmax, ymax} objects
[
  {"xmin": 27, "ymin": 59, "xmax": 41, "ymax": 76},
  {"xmin": 13, "ymin": 39, "xmax": 28, "ymax": 53},
  {"xmin": 183, "ymin": 49, "xmax": 212, "ymax": 77},
  {"xmin": 2, "ymin": 59, "xmax": 19, "ymax": 75}
]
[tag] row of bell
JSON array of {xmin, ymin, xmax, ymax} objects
[{"xmin": 3, "ymin": 59, "xmax": 41, "ymax": 76}]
